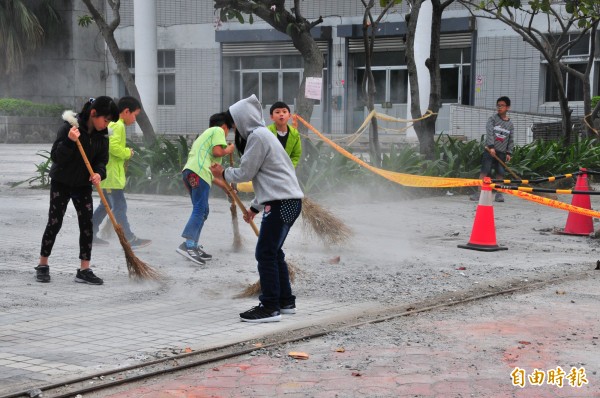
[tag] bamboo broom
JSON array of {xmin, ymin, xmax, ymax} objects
[
  {"xmin": 301, "ymin": 197, "xmax": 353, "ymax": 245},
  {"xmin": 236, "ymin": 181, "xmax": 353, "ymax": 245},
  {"xmin": 228, "ymin": 153, "xmax": 243, "ymax": 251},
  {"xmin": 219, "ymin": 180, "xmax": 260, "ymax": 236},
  {"xmin": 62, "ymin": 111, "xmax": 162, "ymax": 280},
  {"xmin": 218, "ymin": 181, "xmax": 298, "ymax": 298},
  {"xmin": 484, "ymin": 147, "xmax": 558, "ymax": 200}
]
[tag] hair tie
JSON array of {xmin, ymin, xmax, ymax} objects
[{"xmin": 89, "ymin": 97, "xmax": 95, "ymax": 103}]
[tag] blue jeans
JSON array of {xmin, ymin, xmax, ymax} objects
[
  {"xmin": 480, "ymin": 150, "xmax": 506, "ymax": 178},
  {"xmin": 181, "ymin": 169, "xmax": 210, "ymax": 243},
  {"xmin": 92, "ymin": 189, "xmax": 134, "ymax": 240},
  {"xmin": 255, "ymin": 199, "xmax": 302, "ymax": 310}
]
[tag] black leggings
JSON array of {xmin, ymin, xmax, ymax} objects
[{"xmin": 40, "ymin": 181, "xmax": 94, "ymax": 260}]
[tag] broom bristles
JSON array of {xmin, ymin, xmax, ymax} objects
[
  {"xmin": 230, "ymin": 203, "xmax": 243, "ymax": 252},
  {"xmin": 301, "ymin": 197, "xmax": 353, "ymax": 245},
  {"xmin": 114, "ymin": 225, "xmax": 163, "ymax": 280},
  {"xmin": 235, "ymin": 261, "xmax": 298, "ymax": 298}
]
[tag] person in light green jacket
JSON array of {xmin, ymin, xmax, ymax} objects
[
  {"xmin": 91, "ymin": 96, "xmax": 151, "ymax": 248},
  {"xmin": 267, "ymin": 101, "xmax": 302, "ymax": 168}
]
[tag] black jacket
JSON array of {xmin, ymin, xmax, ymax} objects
[{"xmin": 49, "ymin": 119, "xmax": 109, "ymax": 188}]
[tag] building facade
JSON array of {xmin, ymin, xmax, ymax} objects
[{"xmin": 3, "ymin": 1, "xmax": 599, "ymax": 144}]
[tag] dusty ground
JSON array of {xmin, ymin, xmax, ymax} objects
[
  {"xmin": 2, "ymin": 144, "xmax": 599, "ymax": 397},
  {"xmin": 2, "ymin": 143, "xmax": 598, "ymax": 311}
]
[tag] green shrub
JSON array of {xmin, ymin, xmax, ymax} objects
[
  {"xmin": 10, "ymin": 150, "xmax": 52, "ymax": 188},
  {"xmin": 0, "ymin": 98, "xmax": 64, "ymax": 117},
  {"xmin": 17, "ymin": 133, "xmax": 600, "ymax": 195},
  {"xmin": 592, "ymin": 96, "xmax": 600, "ymax": 109},
  {"xmin": 125, "ymin": 136, "xmax": 191, "ymax": 195}
]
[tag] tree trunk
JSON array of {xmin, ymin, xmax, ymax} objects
[
  {"xmin": 418, "ymin": 0, "xmax": 444, "ymax": 159},
  {"xmin": 82, "ymin": 0, "xmax": 157, "ymax": 146},
  {"xmin": 287, "ymin": 21, "xmax": 324, "ymax": 135},
  {"xmin": 101, "ymin": 31, "xmax": 157, "ymax": 146},
  {"xmin": 362, "ymin": 2, "xmax": 381, "ymax": 167},
  {"xmin": 548, "ymin": 63, "xmax": 573, "ymax": 145},
  {"xmin": 582, "ymin": 21, "xmax": 598, "ymax": 137},
  {"xmin": 405, "ymin": 1, "xmax": 430, "ymax": 156}
]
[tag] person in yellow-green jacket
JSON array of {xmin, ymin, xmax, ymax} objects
[
  {"xmin": 92, "ymin": 96, "xmax": 151, "ymax": 248},
  {"xmin": 267, "ymin": 101, "xmax": 301, "ymax": 167},
  {"xmin": 236, "ymin": 101, "xmax": 302, "ymax": 194}
]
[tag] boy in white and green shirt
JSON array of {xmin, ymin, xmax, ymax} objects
[{"xmin": 176, "ymin": 112, "xmax": 235, "ymax": 265}]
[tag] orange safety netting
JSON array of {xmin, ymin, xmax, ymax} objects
[
  {"xmin": 295, "ymin": 114, "xmax": 600, "ymax": 219},
  {"xmin": 294, "ymin": 115, "xmax": 481, "ymax": 188}
]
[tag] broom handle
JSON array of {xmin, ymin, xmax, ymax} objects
[
  {"xmin": 75, "ymin": 139, "xmax": 120, "ymax": 230},
  {"xmin": 228, "ymin": 153, "xmax": 236, "ymax": 203},
  {"xmin": 221, "ymin": 181, "xmax": 260, "ymax": 237},
  {"xmin": 485, "ymin": 146, "xmax": 521, "ymax": 181}
]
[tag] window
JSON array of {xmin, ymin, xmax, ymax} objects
[
  {"xmin": 545, "ymin": 63, "xmax": 586, "ymax": 102},
  {"xmin": 222, "ymin": 54, "xmax": 307, "ymax": 111},
  {"xmin": 439, "ymin": 48, "xmax": 471, "ymax": 105},
  {"xmin": 542, "ymin": 33, "xmax": 599, "ymax": 102},
  {"xmin": 158, "ymin": 50, "xmax": 175, "ymax": 105},
  {"xmin": 352, "ymin": 47, "xmax": 470, "ymax": 106},
  {"xmin": 116, "ymin": 50, "xmax": 176, "ymax": 105},
  {"xmin": 549, "ymin": 33, "xmax": 590, "ymax": 57}
]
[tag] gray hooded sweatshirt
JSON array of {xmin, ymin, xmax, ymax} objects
[{"xmin": 224, "ymin": 95, "xmax": 304, "ymax": 211}]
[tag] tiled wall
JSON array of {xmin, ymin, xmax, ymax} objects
[
  {"xmin": 450, "ymin": 104, "xmax": 561, "ymax": 145},
  {"xmin": 474, "ymin": 36, "xmax": 541, "ymax": 113},
  {"xmin": 155, "ymin": 48, "xmax": 221, "ymax": 135}
]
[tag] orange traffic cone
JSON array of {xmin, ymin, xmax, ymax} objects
[
  {"xmin": 558, "ymin": 169, "xmax": 594, "ymax": 236},
  {"xmin": 458, "ymin": 178, "xmax": 508, "ymax": 251}
]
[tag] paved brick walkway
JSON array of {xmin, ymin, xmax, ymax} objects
[
  {"xmin": 1, "ymin": 144, "xmax": 599, "ymax": 397},
  {"xmin": 101, "ymin": 274, "xmax": 600, "ymax": 398}
]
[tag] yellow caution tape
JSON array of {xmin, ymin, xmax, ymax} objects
[
  {"xmin": 295, "ymin": 115, "xmax": 481, "ymax": 188},
  {"xmin": 497, "ymin": 188, "xmax": 600, "ymax": 219}
]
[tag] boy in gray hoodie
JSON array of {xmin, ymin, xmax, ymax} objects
[{"xmin": 210, "ymin": 95, "xmax": 304, "ymax": 323}]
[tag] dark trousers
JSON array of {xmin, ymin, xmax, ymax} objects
[
  {"xmin": 255, "ymin": 199, "xmax": 302, "ymax": 310},
  {"xmin": 40, "ymin": 180, "xmax": 94, "ymax": 260}
]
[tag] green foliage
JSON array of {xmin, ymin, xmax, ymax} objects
[
  {"xmin": 592, "ymin": 96, "xmax": 600, "ymax": 109},
  {"xmin": 219, "ymin": 8, "xmax": 245, "ymax": 24},
  {"xmin": 78, "ymin": 15, "xmax": 94, "ymax": 27},
  {"xmin": 510, "ymin": 137, "xmax": 600, "ymax": 179},
  {"xmin": 379, "ymin": 0, "xmax": 403, "ymax": 6},
  {"xmin": 125, "ymin": 136, "xmax": 191, "ymax": 195},
  {"xmin": 0, "ymin": 98, "xmax": 64, "ymax": 117},
  {"xmin": 11, "ymin": 150, "xmax": 52, "ymax": 188},
  {"xmin": 19, "ymin": 133, "xmax": 600, "ymax": 196},
  {"xmin": 296, "ymin": 140, "xmax": 366, "ymax": 195},
  {"xmin": 381, "ymin": 135, "xmax": 482, "ymax": 179}
]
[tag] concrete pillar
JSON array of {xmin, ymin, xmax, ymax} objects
[
  {"xmin": 133, "ymin": 0, "xmax": 158, "ymax": 133},
  {"xmin": 406, "ymin": 0, "xmax": 432, "ymax": 140}
]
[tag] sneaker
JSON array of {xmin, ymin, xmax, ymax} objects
[
  {"xmin": 74, "ymin": 268, "xmax": 104, "ymax": 285},
  {"xmin": 34, "ymin": 265, "xmax": 50, "ymax": 283},
  {"xmin": 280, "ymin": 303, "xmax": 296, "ymax": 315},
  {"xmin": 495, "ymin": 193, "xmax": 505, "ymax": 203},
  {"xmin": 176, "ymin": 243, "xmax": 206, "ymax": 265},
  {"xmin": 129, "ymin": 236, "xmax": 152, "ymax": 248},
  {"xmin": 93, "ymin": 236, "xmax": 109, "ymax": 246},
  {"xmin": 240, "ymin": 305, "xmax": 281, "ymax": 323},
  {"xmin": 196, "ymin": 245, "xmax": 212, "ymax": 260},
  {"xmin": 469, "ymin": 191, "xmax": 480, "ymax": 201}
]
